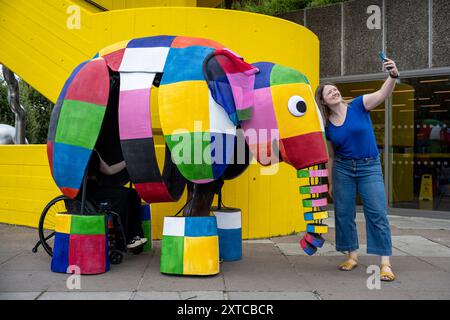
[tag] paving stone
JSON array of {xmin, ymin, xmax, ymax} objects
[
  {"xmin": 38, "ymin": 291, "xmax": 133, "ymax": 300},
  {"xmin": 227, "ymin": 291, "xmax": 318, "ymax": 300},
  {"xmin": 392, "ymin": 236, "xmax": 450, "ymax": 257},
  {"xmin": 0, "ymin": 292, "xmax": 41, "ymax": 300}
]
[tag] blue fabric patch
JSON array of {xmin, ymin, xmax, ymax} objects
[
  {"xmin": 304, "ymin": 212, "xmax": 314, "ymax": 221},
  {"xmin": 209, "ymin": 80, "xmax": 238, "ymax": 125},
  {"xmin": 140, "ymin": 205, "xmax": 151, "ymax": 221},
  {"xmin": 253, "ymin": 62, "xmax": 274, "ymax": 89},
  {"xmin": 161, "ymin": 46, "xmax": 215, "ymax": 85},
  {"xmin": 51, "ymin": 232, "xmax": 70, "ymax": 273},
  {"xmin": 53, "ymin": 143, "xmax": 92, "ymax": 190},
  {"xmin": 105, "ymin": 233, "xmax": 110, "ymax": 272},
  {"xmin": 210, "ymin": 133, "xmax": 235, "ymax": 180},
  {"xmin": 217, "ymin": 228, "xmax": 242, "ymax": 261},
  {"xmin": 184, "ymin": 216, "xmax": 218, "ymax": 237},
  {"xmin": 127, "ymin": 35, "xmax": 175, "ymax": 48}
]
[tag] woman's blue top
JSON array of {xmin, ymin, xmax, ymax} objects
[{"xmin": 325, "ymin": 96, "xmax": 379, "ymax": 159}]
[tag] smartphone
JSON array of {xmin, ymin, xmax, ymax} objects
[
  {"xmin": 379, "ymin": 51, "xmax": 387, "ymax": 62},
  {"xmin": 379, "ymin": 51, "xmax": 393, "ymax": 70}
]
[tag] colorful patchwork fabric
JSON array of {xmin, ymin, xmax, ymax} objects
[
  {"xmin": 213, "ymin": 209, "xmax": 242, "ymax": 262},
  {"xmin": 99, "ymin": 36, "xmax": 258, "ymax": 186},
  {"xmin": 160, "ymin": 216, "xmax": 219, "ymax": 275},
  {"xmin": 140, "ymin": 204, "xmax": 152, "ymax": 252},
  {"xmin": 47, "ymin": 58, "xmax": 110, "ymax": 199},
  {"xmin": 240, "ymin": 62, "xmax": 328, "ymax": 169},
  {"xmin": 51, "ymin": 213, "xmax": 109, "ymax": 274}
]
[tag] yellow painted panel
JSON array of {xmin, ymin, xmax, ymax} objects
[
  {"xmin": 159, "ymin": 81, "xmax": 211, "ymax": 134},
  {"xmin": 183, "ymin": 236, "xmax": 219, "ymax": 275},
  {"xmin": 55, "ymin": 213, "xmax": 72, "ymax": 234},
  {"xmin": 94, "ymin": 0, "xmax": 197, "ymax": 10},
  {"xmin": 271, "ymin": 83, "xmax": 322, "ymax": 139}
]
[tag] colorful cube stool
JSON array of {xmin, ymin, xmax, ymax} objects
[
  {"xmin": 51, "ymin": 213, "xmax": 109, "ymax": 275},
  {"xmin": 212, "ymin": 208, "xmax": 242, "ymax": 261},
  {"xmin": 160, "ymin": 216, "xmax": 219, "ymax": 276},
  {"xmin": 140, "ymin": 204, "xmax": 152, "ymax": 252}
]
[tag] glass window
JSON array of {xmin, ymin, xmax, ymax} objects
[{"xmin": 391, "ymin": 75, "xmax": 450, "ymax": 212}]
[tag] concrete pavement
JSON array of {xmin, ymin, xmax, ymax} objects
[{"xmin": 0, "ymin": 212, "xmax": 449, "ymax": 300}]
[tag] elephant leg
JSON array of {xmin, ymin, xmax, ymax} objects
[{"xmin": 183, "ymin": 179, "xmax": 224, "ymax": 216}]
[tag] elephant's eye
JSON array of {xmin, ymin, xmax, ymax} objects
[{"xmin": 288, "ymin": 96, "xmax": 307, "ymax": 117}]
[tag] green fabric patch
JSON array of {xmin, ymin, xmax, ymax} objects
[
  {"xmin": 160, "ymin": 235, "xmax": 184, "ymax": 274},
  {"xmin": 141, "ymin": 220, "xmax": 152, "ymax": 252},
  {"xmin": 270, "ymin": 65, "xmax": 309, "ymax": 86},
  {"xmin": 302, "ymin": 199, "xmax": 313, "ymax": 208},
  {"xmin": 299, "ymin": 186, "xmax": 311, "ymax": 195},
  {"xmin": 55, "ymin": 100, "xmax": 106, "ymax": 150},
  {"xmin": 70, "ymin": 214, "xmax": 106, "ymax": 235},
  {"xmin": 297, "ymin": 170, "xmax": 310, "ymax": 178},
  {"xmin": 236, "ymin": 107, "xmax": 253, "ymax": 121},
  {"xmin": 165, "ymin": 132, "xmax": 214, "ymax": 181}
]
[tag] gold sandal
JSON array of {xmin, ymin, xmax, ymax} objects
[
  {"xmin": 380, "ymin": 263, "xmax": 396, "ymax": 282},
  {"xmin": 338, "ymin": 258, "xmax": 358, "ymax": 271}
]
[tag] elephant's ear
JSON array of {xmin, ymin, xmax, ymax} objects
[{"xmin": 203, "ymin": 49, "xmax": 259, "ymax": 126}]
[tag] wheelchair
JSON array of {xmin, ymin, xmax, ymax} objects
[{"xmin": 32, "ymin": 194, "xmax": 144, "ymax": 265}]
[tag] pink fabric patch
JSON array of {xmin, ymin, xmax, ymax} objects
[
  {"xmin": 227, "ymin": 73, "xmax": 255, "ymax": 112},
  {"xmin": 310, "ymin": 184, "xmax": 329, "ymax": 194},
  {"xmin": 119, "ymin": 88, "xmax": 152, "ymax": 140},
  {"xmin": 64, "ymin": 59, "xmax": 110, "ymax": 106},
  {"xmin": 68, "ymin": 234, "xmax": 106, "ymax": 274},
  {"xmin": 192, "ymin": 178, "xmax": 214, "ymax": 184},
  {"xmin": 241, "ymin": 87, "xmax": 278, "ymax": 143},
  {"xmin": 311, "ymin": 198, "xmax": 328, "ymax": 207},
  {"xmin": 309, "ymin": 169, "xmax": 329, "ymax": 178}
]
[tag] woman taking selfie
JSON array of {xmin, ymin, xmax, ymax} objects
[{"xmin": 315, "ymin": 57, "xmax": 399, "ymax": 281}]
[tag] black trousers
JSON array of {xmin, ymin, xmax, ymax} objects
[{"xmin": 86, "ymin": 182, "xmax": 143, "ymax": 242}]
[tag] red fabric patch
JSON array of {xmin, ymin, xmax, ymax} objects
[
  {"xmin": 135, "ymin": 182, "xmax": 174, "ymax": 203},
  {"xmin": 280, "ymin": 132, "xmax": 329, "ymax": 170},
  {"xmin": 214, "ymin": 49, "xmax": 258, "ymax": 75},
  {"xmin": 60, "ymin": 187, "xmax": 79, "ymax": 200},
  {"xmin": 47, "ymin": 141, "xmax": 54, "ymax": 176},
  {"xmin": 171, "ymin": 36, "xmax": 224, "ymax": 49},
  {"xmin": 64, "ymin": 59, "xmax": 110, "ymax": 106},
  {"xmin": 102, "ymin": 48, "xmax": 126, "ymax": 72},
  {"xmin": 69, "ymin": 234, "xmax": 106, "ymax": 275}
]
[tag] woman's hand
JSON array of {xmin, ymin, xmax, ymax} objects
[
  {"xmin": 384, "ymin": 58, "xmax": 399, "ymax": 78},
  {"xmin": 328, "ymin": 184, "xmax": 333, "ymax": 199}
]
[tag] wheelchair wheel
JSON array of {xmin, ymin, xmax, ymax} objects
[
  {"xmin": 38, "ymin": 195, "xmax": 96, "ymax": 257},
  {"xmin": 131, "ymin": 245, "xmax": 144, "ymax": 255},
  {"xmin": 109, "ymin": 250, "xmax": 123, "ymax": 265}
]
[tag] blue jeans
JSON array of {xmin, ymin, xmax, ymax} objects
[{"xmin": 332, "ymin": 155, "xmax": 392, "ymax": 256}]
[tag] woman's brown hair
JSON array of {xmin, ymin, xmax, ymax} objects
[{"xmin": 315, "ymin": 82, "xmax": 353, "ymax": 126}]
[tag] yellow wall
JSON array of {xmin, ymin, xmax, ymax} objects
[
  {"xmin": 0, "ymin": 145, "xmax": 308, "ymax": 239},
  {"xmin": 0, "ymin": 2, "xmax": 319, "ymax": 104},
  {"xmin": 0, "ymin": 1, "xmax": 320, "ymax": 238}
]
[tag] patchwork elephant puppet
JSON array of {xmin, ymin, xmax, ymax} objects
[{"xmin": 47, "ymin": 35, "xmax": 328, "ymax": 216}]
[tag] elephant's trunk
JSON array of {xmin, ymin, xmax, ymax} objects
[{"xmin": 297, "ymin": 165, "xmax": 330, "ymax": 255}]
